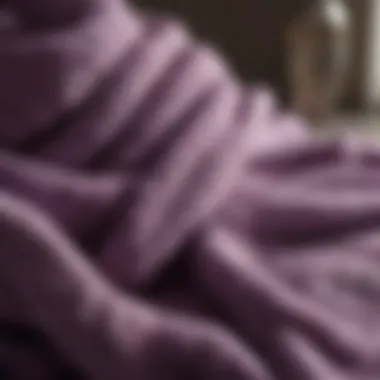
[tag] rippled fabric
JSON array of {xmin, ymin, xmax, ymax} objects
[{"xmin": 1, "ymin": 1, "xmax": 380, "ymax": 379}]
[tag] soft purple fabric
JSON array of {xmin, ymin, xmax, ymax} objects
[{"xmin": 1, "ymin": 1, "xmax": 380, "ymax": 379}]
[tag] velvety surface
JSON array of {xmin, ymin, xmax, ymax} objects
[{"xmin": 1, "ymin": 1, "xmax": 380, "ymax": 379}]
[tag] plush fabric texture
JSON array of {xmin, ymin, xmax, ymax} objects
[{"xmin": 1, "ymin": 1, "xmax": 380, "ymax": 379}]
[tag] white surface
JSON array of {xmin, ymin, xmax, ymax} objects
[{"xmin": 319, "ymin": 114, "xmax": 380, "ymax": 139}]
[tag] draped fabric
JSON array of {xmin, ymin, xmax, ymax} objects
[{"xmin": 1, "ymin": 1, "xmax": 380, "ymax": 379}]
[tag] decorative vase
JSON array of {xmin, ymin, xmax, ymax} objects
[{"xmin": 287, "ymin": 0, "xmax": 351, "ymax": 122}]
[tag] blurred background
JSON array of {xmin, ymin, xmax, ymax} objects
[{"xmin": 132, "ymin": 0, "xmax": 378, "ymax": 131}]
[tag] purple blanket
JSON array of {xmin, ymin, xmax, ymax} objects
[{"xmin": 1, "ymin": 1, "xmax": 380, "ymax": 379}]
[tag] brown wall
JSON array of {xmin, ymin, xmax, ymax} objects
[{"xmin": 135, "ymin": 0, "xmax": 308, "ymax": 101}]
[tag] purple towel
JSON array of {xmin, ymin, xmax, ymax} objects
[{"xmin": 1, "ymin": 1, "xmax": 380, "ymax": 379}]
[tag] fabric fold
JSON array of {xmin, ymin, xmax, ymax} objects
[{"xmin": 1, "ymin": 1, "xmax": 380, "ymax": 379}]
